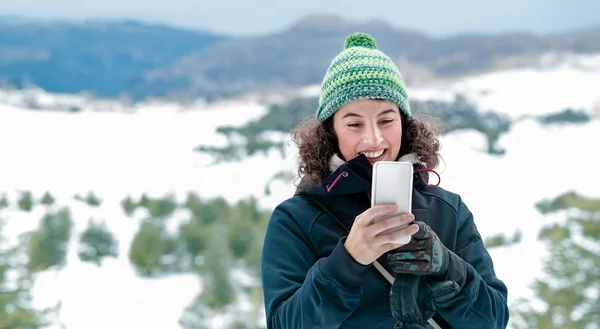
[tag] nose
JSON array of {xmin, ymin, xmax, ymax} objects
[{"xmin": 363, "ymin": 124, "xmax": 383, "ymax": 146}]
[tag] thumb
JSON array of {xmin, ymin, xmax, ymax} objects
[{"xmin": 412, "ymin": 221, "xmax": 430, "ymax": 240}]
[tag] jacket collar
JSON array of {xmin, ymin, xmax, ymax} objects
[{"xmin": 298, "ymin": 152, "xmax": 427, "ymax": 198}]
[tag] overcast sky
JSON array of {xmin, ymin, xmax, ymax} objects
[{"xmin": 1, "ymin": 0, "xmax": 598, "ymax": 36}]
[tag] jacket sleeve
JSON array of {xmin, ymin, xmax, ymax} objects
[
  {"xmin": 426, "ymin": 198, "xmax": 510, "ymax": 329},
  {"xmin": 261, "ymin": 204, "xmax": 370, "ymax": 329}
]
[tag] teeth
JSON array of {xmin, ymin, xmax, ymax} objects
[{"xmin": 363, "ymin": 150, "xmax": 384, "ymax": 158}]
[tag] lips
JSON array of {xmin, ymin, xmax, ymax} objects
[
  {"xmin": 363, "ymin": 150, "xmax": 384, "ymax": 158},
  {"xmin": 360, "ymin": 149, "xmax": 387, "ymax": 162}
]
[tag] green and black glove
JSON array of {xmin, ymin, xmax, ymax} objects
[{"xmin": 387, "ymin": 221, "xmax": 449, "ymax": 276}]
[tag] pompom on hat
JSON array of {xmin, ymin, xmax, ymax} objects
[{"xmin": 316, "ymin": 32, "xmax": 411, "ymax": 122}]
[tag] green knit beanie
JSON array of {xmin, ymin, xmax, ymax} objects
[{"xmin": 316, "ymin": 32, "xmax": 411, "ymax": 122}]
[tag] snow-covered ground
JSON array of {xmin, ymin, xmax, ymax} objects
[
  {"xmin": 411, "ymin": 66, "xmax": 600, "ymax": 119},
  {"xmin": 1, "ymin": 61, "xmax": 599, "ymax": 329}
]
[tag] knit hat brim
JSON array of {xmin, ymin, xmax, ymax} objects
[{"xmin": 317, "ymin": 85, "xmax": 411, "ymax": 122}]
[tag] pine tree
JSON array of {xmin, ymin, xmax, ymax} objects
[
  {"xmin": 198, "ymin": 222, "xmax": 235, "ymax": 309},
  {"xmin": 145, "ymin": 194, "xmax": 177, "ymax": 219},
  {"xmin": 128, "ymin": 220, "xmax": 180, "ymax": 277},
  {"xmin": 120, "ymin": 195, "xmax": 137, "ymax": 217},
  {"xmin": 0, "ymin": 217, "xmax": 54, "ymax": 328},
  {"xmin": 0, "ymin": 194, "xmax": 10, "ymax": 209},
  {"xmin": 78, "ymin": 219, "xmax": 119, "ymax": 266},
  {"xmin": 86, "ymin": 192, "xmax": 102, "ymax": 207},
  {"xmin": 228, "ymin": 198, "xmax": 259, "ymax": 259},
  {"xmin": 178, "ymin": 217, "xmax": 207, "ymax": 269},
  {"xmin": 484, "ymin": 229, "xmax": 522, "ymax": 249},
  {"xmin": 40, "ymin": 192, "xmax": 55, "ymax": 206},
  {"xmin": 512, "ymin": 192, "xmax": 600, "ymax": 328},
  {"xmin": 227, "ymin": 198, "xmax": 270, "ymax": 275},
  {"xmin": 184, "ymin": 192, "xmax": 203, "ymax": 217},
  {"xmin": 25, "ymin": 207, "xmax": 73, "ymax": 274},
  {"xmin": 179, "ymin": 223, "xmax": 235, "ymax": 329},
  {"xmin": 17, "ymin": 191, "xmax": 34, "ymax": 212}
]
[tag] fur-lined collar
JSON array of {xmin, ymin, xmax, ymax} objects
[{"xmin": 329, "ymin": 152, "xmax": 420, "ymax": 173}]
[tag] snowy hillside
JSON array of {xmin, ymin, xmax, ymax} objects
[{"xmin": 1, "ymin": 60, "xmax": 599, "ymax": 329}]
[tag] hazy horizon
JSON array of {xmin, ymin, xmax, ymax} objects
[{"xmin": 1, "ymin": 0, "xmax": 599, "ymax": 36}]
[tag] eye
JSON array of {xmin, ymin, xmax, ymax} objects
[
  {"xmin": 380, "ymin": 119, "xmax": 394, "ymax": 125},
  {"xmin": 347, "ymin": 123, "xmax": 362, "ymax": 128}
]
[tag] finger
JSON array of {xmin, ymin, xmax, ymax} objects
[
  {"xmin": 356, "ymin": 204, "xmax": 397, "ymax": 226},
  {"xmin": 380, "ymin": 242, "xmax": 404, "ymax": 253},
  {"xmin": 396, "ymin": 223, "xmax": 420, "ymax": 239},
  {"xmin": 370, "ymin": 213, "xmax": 415, "ymax": 236},
  {"xmin": 356, "ymin": 204, "xmax": 399, "ymax": 226},
  {"xmin": 374, "ymin": 222, "xmax": 419, "ymax": 244}
]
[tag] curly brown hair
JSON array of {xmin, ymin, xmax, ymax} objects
[{"xmin": 291, "ymin": 110, "xmax": 442, "ymax": 189}]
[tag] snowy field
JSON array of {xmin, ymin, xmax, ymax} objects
[{"xmin": 1, "ymin": 63, "xmax": 599, "ymax": 329}]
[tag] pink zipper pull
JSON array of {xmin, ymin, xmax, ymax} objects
[{"xmin": 327, "ymin": 171, "xmax": 348, "ymax": 192}]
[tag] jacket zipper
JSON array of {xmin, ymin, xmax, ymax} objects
[{"xmin": 453, "ymin": 233, "xmax": 481, "ymax": 253}]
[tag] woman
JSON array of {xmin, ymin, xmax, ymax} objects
[{"xmin": 260, "ymin": 32, "xmax": 509, "ymax": 329}]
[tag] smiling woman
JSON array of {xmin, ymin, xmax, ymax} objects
[{"xmin": 260, "ymin": 32, "xmax": 509, "ymax": 329}]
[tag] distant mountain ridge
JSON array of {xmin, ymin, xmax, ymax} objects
[
  {"xmin": 0, "ymin": 19, "xmax": 227, "ymax": 97},
  {"xmin": 1, "ymin": 14, "xmax": 599, "ymax": 100}
]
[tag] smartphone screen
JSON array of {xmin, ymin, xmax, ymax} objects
[{"xmin": 371, "ymin": 161, "xmax": 414, "ymax": 243}]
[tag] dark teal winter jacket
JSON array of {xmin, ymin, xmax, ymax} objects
[{"xmin": 261, "ymin": 154, "xmax": 509, "ymax": 328}]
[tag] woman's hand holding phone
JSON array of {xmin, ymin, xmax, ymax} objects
[{"xmin": 343, "ymin": 204, "xmax": 419, "ymax": 265}]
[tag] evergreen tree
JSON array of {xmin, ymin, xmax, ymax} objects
[
  {"xmin": 17, "ymin": 191, "xmax": 34, "ymax": 212},
  {"xmin": 484, "ymin": 229, "xmax": 522, "ymax": 249},
  {"xmin": 0, "ymin": 194, "xmax": 10, "ymax": 209},
  {"xmin": 40, "ymin": 192, "xmax": 55, "ymax": 206},
  {"xmin": 228, "ymin": 198, "xmax": 259, "ymax": 259},
  {"xmin": 145, "ymin": 194, "xmax": 178, "ymax": 219},
  {"xmin": 178, "ymin": 217, "xmax": 207, "ymax": 269},
  {"xmin": 198, "ymin": 222, "xmax": 235, "ymax": 309},
  {"xmin": 120, "ymin": 195, "xmax": 137, "ymax": 217},
  {"xmin": 179, "ymin": 223, "xmax": 235, "ymax": 329},
  {"xmin": 0, "ymin": 217, "xmax": 54, "ymax": 328},
  {"xmin": 138, "ymin": 194, "xmax": 151, "ymax": 209},
  {"xmin": 78, "ymin": 219, "xmax": 119, "ymax": 266},
  {"xmin": 227, "ymin": 198, "xmax": 270, "ymax": 274},
  {"xmin": 195, "ymin": 196, "xmax": 230, "ymax": 225},
  {"xmin": 74, "ymin": 191, "xmax": 102, "ymax": 207},
  {"xmin": 512, "ymin": 192, "xmax": 600, "ymax": 328},
  {"xmin": 184, "ymin": 193, "xmax": 203, "ymax": 217},
  {"xmin": 25, "ymin": 208, "xmax": 73, "ymax": 274},
  {"xmin": 128, "ymin": 220, "xmax": 180, "ymax": 277}
]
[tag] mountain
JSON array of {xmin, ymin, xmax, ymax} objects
[
  {"xmin": 0, "ymin": 19, "xmax": 227, "ymax": 97},
  {"xmin": 1, "ymin": 14, "xmax": 600, "ymax": 100},
  {"xmin": 142, "ymin": 14, "xmax": 600, "ymax": 98}
]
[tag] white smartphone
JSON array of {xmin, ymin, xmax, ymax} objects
[{"xmin": 371, "ymin": 161, "xmax": 414, "ymax": 245}]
